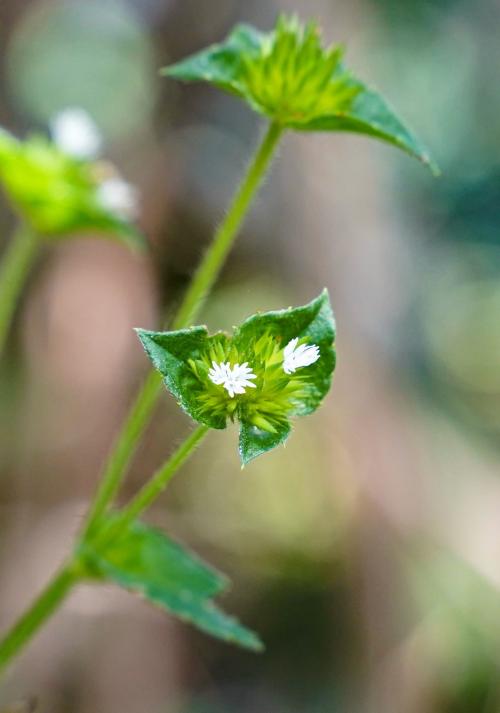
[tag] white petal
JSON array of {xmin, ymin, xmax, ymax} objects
[
  {"xmin": 51, "ymin": 107, "xmax": 101, "ymax": 159},
  {"xmin": 207, "ymin": 360, "xmax": 257, "ymax": 397},
  {"xmin": 283, "ymin": 338, "xmax": 320, "ymax": 374},
  {"xmin": 97, "ymin": 178, "xmax": 139, "ymax": 221},
  {"xmin": 284, "ymin": 337, "xmax": 299, "ymax": 358}
]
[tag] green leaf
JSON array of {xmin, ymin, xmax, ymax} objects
[
  {"xmin": 296, "ymin": 80, "xmax": 440, "ymax": 175},
  {"xmin": 136, "ymin": 326, "xmax": 230, "ymax": 429},
  {"xmin": 234, "ymin": 289, "xmax": 336, "ymax": 417},
  {"xmin": 239, "ymin": 420, "xmax": 291, "ymax": 466},
  {"xmin": 137, "ymin": 290, "xmax": 336, "ymax": 464},
  {"xmin": 161, "ymin": 14, "xmax": 438, "ymax": 173},
  {"xmin": 162, "ymin": 24, "xmax": 264, "ymax": 98},
  {"xmin": 80, "ymin": 517, "xmax": 263, "ymax": 652},
  {"xmin": 0, "ymin": 130, "xmax": 145, "ymax": 249}
]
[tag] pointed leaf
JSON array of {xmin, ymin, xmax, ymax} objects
[
  {"xmin": 161, "ymin": 15, "xmax": 437, "ymax": 172},
  {"xmin": 136, "ymin": 327, "xmax": 230, "ymax": 429},
  {"xmin": 296, "ymin": 79, "xmax": 440, "ymax": 174},
  {"xmin": 161, "ymin": 24, "xmax": 265, "ymax": 97},
  {"xmin": 81, "ymin": 517, "xmax": 263, "ymax": 652},
  {"xmin": 0, "ymin": 131, "xmax": 145, "ymax": 248},
  {"xmin": 239, "ymin": 420, "xmax": 291, "ymax": 466},
  {"xmin": 234, "ymin": 289, "xmax": 336, "ymax": 416}
]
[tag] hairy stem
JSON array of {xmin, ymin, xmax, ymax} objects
[
  {"xmin": 82, "ymin": 367, "xmax": 163, "ymax": 537},
  {"xmin": 170, "ymin": 122, "xmax": 283, "ymax": 329},
  {"xmin": 0, "ymin": 225, "xmax": 38, "ymax": 357},
  {"xmin": 0, "ymin": 426, "xmax": 208, "ymax": 675},
  {"xmin": 120, "ymin": 424, "xmax": 209, "ymax": 525},
  {"xmin": 0, "ymin": 564, "xmax": 79, "ymax": 674},
  {"xmin": 82, "ymin": 121, "xmax": 283, "ymax": 537},
  {"xmin": 0, "ymin": 122, "xmax": 283, "ymax": 673},
  {"xmin": 89, "ymin": 425, "xmax": 210, "ymax": 551}
]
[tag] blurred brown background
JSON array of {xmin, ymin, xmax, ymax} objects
[{"xmin": 1, "ymin": 0, "xmax": 500, "ymax": 711}]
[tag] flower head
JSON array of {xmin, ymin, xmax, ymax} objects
[
  {"xmin": 208, "ymin": 361, "xmax": 257, "ymax": 398},
  {"xmin": 161, "ymin": 15, "xmax": 439, "ymax": 174},
  {"xmin": 50, "ymin": 107, "xmax": 101, "ymax": 160},
  {"xmin": 283, "ymin": 338, "xmax": 320, "ymax": 374},
  {"xmin": 137, "ymin": 290, "xmax": 336, "ymax": 464}
]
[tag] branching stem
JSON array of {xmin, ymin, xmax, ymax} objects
[
  {"xmin": 0, "ymin": 564, "xmax": 79, "ymax": 674},
  {"xmin": 82, "ymin": 121, "xmax": 283, "ymax": 538},
  {"xmin": 0, "ymin": 122, "xmax": 283, "ymax": 673}
]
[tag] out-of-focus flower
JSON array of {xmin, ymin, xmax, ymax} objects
[
  {"xmin": 50, "ymin": 107, "xmax": 102, "ymax": 160},
  {"xmin": 97, "ymin": 177, "xmax": 139, "ymax": 221},
  {"xmin": 0, "ymin": 127, "xmax": 143, "ymax": 249}
]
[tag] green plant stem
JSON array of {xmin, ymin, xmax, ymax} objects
[
  {"xmin": 0, "ymin": 225, "xmax": 38, "ymax": 356},
  {"xmin": 120, "ymin": 424, "xmax": 209, "ymax": 524},
  {"xmin": 0, "ymin": 426, "xmax": 208, "ymax": 676},
  {"xmin": 0, "ymin": 122, "xmax": 282, "ymax": 674},
  {"xmin": 170, "ymin": 121, "xmax": 283, "ymax": 329},
  {"xmin": 0, "ymin": 564, "xmax": 78, "ymax": 674},
  {"xmin": 82, "ymin": 121, "xmax": 283, "ymax": 538},
  {"xmin": 90, "ymin": 425, "xmax": 210, "ymax": 552},
  {"xmin": 82, "ymin": 367, "xmax": 163, "ymax": 537}
]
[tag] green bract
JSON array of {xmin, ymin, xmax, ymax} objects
[
  {"xmin": 0, "ymin": 128, "xmax": 143, "ymax": 249},
  {"xmin": 80, "ymin": 516, "xmax": 262, "ymax": 651},
  {"xmin": 161, "ymin": 14, "xmax": 438, "ymax": 173},
  {"xmin": 137, "ymin": 290, "xmax": 336, "ymax": 464}
]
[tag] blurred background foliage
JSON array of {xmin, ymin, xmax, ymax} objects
[{"xmin": 0, "ymin": 0, "xmax": 499, "ymax": 712}]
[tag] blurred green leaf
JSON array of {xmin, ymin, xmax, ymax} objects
[
  {"xmin": 81, "ymin": 517, "xmax": 263, "ymax": 651},
  {"xmin": 162, "ymin": 14, "xmax": 438, "ymax": 173},
  {"xmin": 0, "ymin": 130, "xmax": 144, "ymax": 249},
  {"xmin": 137, "ymin": 291, "xmax": 336, "ymax": 464}
]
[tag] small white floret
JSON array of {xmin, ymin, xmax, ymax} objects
[
  {"xmin": 283, "ymin": 337, "xmax": 320, "ymax": 375},
  {"xmin": 208, "ymin": 361, "xmax": 257, "ymax": 398},
  {"xmin": 51, "ymin": 107, "xmax": 101, "ymax": 160},
  {"xmin": 97, "ymin": 178, "xmax": 139, "ymax": 221}
]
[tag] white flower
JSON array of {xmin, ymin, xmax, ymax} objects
[
  {"xmin": 208, "ymin": 361, "xmax": 257, "ymax": 398},
  {"xmin": 283, "ymin": 338, "xmax": 320, "ymax": 374},
  {"xmin": 50, "ymin": 107, "xmax": 101, "ymax": 159},
  {"xmin": 97, "ymin": 177, "xmax": 139, "ymax": 221}
]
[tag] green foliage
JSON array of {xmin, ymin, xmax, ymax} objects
[
  {"xmin": 162, "ymin": 14, "xmax": 438, "ymax": 173},
  {"xmin": 137, "ymin": 290, "xmax": 336, "ymax": 464},
  {"xmin": 0, "ymin": 128, "xmax": 143, "ymax": 248},
  {"xmin": 80, "ymin": 516, "xmax": 263, "ymax": 651}
]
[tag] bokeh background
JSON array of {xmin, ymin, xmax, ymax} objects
[{"xmin": 1, "ymin": 0, "xmax": 500, "ymax": 711}]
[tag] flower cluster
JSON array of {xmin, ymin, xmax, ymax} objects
[
  {"xmin": 50, "ymin": 107, "xmax": 139, "ymax": 221},
  {"xmin": 238, "ymin": 16, "xmax": 360, "ymax": 126},
  {"xmin": 0, "ymin": 108, "xmax": 142, "ymax": 248},
  {"xmin": 208, "ymin": 338, "xmax": 320, "ymax": 399},
  {"xmin": 162, "ymin": 14, "xmax": 438, "ymax": 173},
  {"xmin": 137, "ymin": 291, "xmax": 335, "ymax": 463}
]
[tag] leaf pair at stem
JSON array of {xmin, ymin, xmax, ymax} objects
[{"xmin": 80, "ymin": 514, "xmax": 263, "ymax": 652}]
